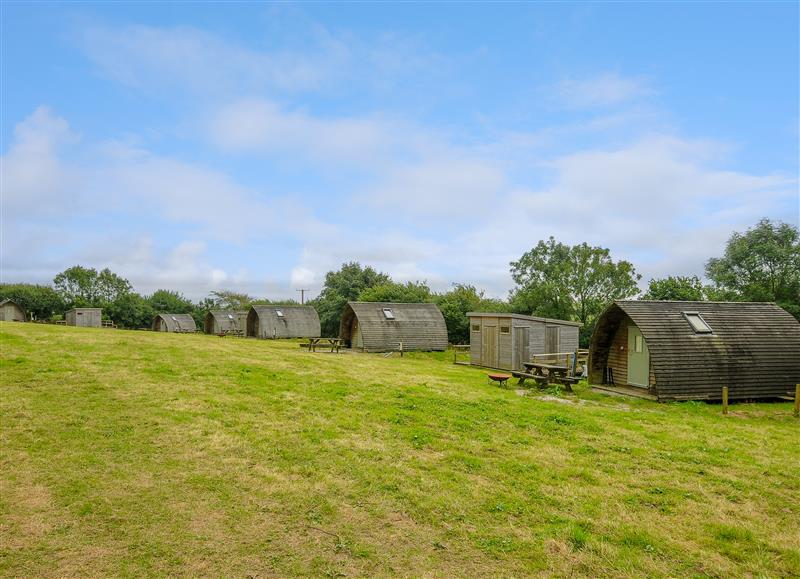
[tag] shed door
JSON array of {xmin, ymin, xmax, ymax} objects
[
  {"xmin": 627, "ymin": 326, "xmax": 650, "ymax": 387},
  {"xmin": 514, "ymin": 327, "xmax": 528, "ymax": 370},
  {"xmin": 545, "ymin": 326, "xmax": 560, "ymax": 354},
  {"xmin": 482, "ymin": 325, "xmax": 498, "ymax": 368},
  {"xmin": 352, "ymin": 318, "xmax": 362, "ymax": 348}
]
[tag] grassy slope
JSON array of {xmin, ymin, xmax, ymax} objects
[{"xmin": 0, "ymin": 322, "xmax": 798, "ymax": 578}]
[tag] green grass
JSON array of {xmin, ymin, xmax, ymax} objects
[{"xmin": 1, "ymin": 322, "xmax": 798, "ymax": 577}]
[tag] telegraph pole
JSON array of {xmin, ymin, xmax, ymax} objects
[{"xmin": 296, "ymin": 289, "xmax": 310, "ymax": 304}]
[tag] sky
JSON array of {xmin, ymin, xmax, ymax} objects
[{"xmin": 2, "ymin": 1, "xmax": 798, "ymax": 301}]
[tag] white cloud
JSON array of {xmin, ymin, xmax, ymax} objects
[
  {"xmin": 210, "ymin": 99, "xmax": 392, "ymax": 163},
  {"xmin": 2, "ymin": 107, "xmax": 82, "ymax": 217},
  {"xmin": 552, "ymin": 72, "xmax": 655, "ymax": 109},
  {"xmin": 80, "ymin": 25, "xmax": 347, "ymax": 95}
]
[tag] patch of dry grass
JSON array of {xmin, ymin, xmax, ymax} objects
[{"xmin": 1, "ymin": 322, "xmax": 798, "ymax": 577}]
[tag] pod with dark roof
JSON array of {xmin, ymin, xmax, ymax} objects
[
  {"xmin": 339, "ymin": 302, "xmax": 448, "ymax": 352},
  {"xmin": 246, "ymin": 305, "xmax": 320, "ymax": 339},
  {"xmin": 152, "ymin": 313, "xmax": 197, "ymax": 333},
  {"xmin": 588, "ymin": 300, "xmax": 800, "ymax": 401}
]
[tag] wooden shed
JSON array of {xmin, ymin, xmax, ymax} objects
[
  {"xmin": 0, "ymin": 299, "xmax": 26, "ymax": 322},
  {"xmin": 246, "ymin": 305, "xmax": 320, "ymax": 339},
  {"xmin": 152, "ymin": 313, "xmax": 197, "ymax": 333},
  {"xmin": 65, "ymin": 307, "xmax": 102, "ymax": 328},
  {"xmin": 589, "ymin": 300, "xmax": 800, "ymax": 401},
  {"xmin": 339, "ymin": 302, "xmax": 448, "ymax": 352},
  {"xmin": 467, "ymin": 312, "xmax": 581, "ymax": 371},
  {"xmin": 204, "ymin": 311, "xmax": 247, "ymax": 335}
]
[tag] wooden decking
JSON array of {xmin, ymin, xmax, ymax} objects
[{"xmin": 591, "ymin": 384, "xmax": 658, "ymax": 401}]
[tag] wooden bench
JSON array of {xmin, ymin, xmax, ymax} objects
[
  {"xmin": 487, "ymin": 373, "xmax": 512, "ymax": 388},
  {"xmin": 512, "ymin": 371, "xmax": 549, "ymax": 387}
]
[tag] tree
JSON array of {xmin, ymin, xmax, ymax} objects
[
  {"xmin": 53, "ymin": 266, "xmax": 131, "ymax": 307},
  {"xmin": 510, "ymin": 237, "xmax": 641, "ymax": 345},
  {"xmin": 0, "ymin": 284, "xmax": 65, "ymax": 321},
  {"xmin": 435, "ymin": 284, "xmax": 510, "ymax": 344},
  {"xmin": 105, "ymin": 292, "xmax": 154, "ymax": 329},
  {"xmin": 206, "ymin": 290, "xmax": 259, "ymax": 311},
  {"xmin": 358, "ymin": 281, "xmax": 432, "ymax": 303},
  {"xmin": 309, "ymin": 262, "xmax": 391, "ymax": 337},
  {"xmin": 147, "ymin": 289, "xmax": 195, "ymax": 313},
  {"xmin": 642, "ymin": 276, "xmax": 706, "ymax": 301},
  {"xmin": 706, "ymin": 218, "xmax": 800, "ymax": 319}
]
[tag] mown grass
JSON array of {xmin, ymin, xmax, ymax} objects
[{"xmin": 1, "ymin": 322, "xmax": 798, "ymax": 577}]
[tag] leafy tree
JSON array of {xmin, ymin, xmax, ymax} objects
[
  {"xmin": 309, "ymin": 262, "xmax": 391, "ymax": 337},
  {"xmin": 147, "ymin": 289, "xmax": 195, "ymax": 313},
  {"xmin": 435, "ymin": 284, "xmax": 510, "ymax": 344},
  {"xmin": 706, "ymin": 218, "xmax": 800, "ymax": 319},
  {"xmin": 510, "ymin": 237, "xmax": 640, "ymax": 345},
  {"xmin": 358, "ymin": 281, "xmax": 432, "ymax": 303},
  {"xmin": 206, "ymin": 290, "xmax": 258, "ymax": 311},
  {"xmin": 53, "ymin": 266, "xmax": 131, "ymax": 307},
  {"xmin": 0, "ymin": 283, "xmax": 65, "ymax": 321},
  {"xmin": 147, "ymin": 289, "xmax": 201, "ymax": 327},
  {"xmin": 105, "ymin": 292, "xmax": 154, "ymax": 329},
  {"xmin": 642, "ymin": 275, "xmax": 706, "ymax": 301}
]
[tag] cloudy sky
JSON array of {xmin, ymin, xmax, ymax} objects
[{"xmin": 2, "ymin": 2, "xmax": 798, "ymax": 300}]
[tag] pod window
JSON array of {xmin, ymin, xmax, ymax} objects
[
  {"xmin": 382, "ymin": 308, "xmax": 395, "ymax": 320},
  {"xmin": 275, "ymin": 309, "xmax": 284, "ymax": 318},
  {"xmin": 683, "ymin": 312, "xmax": 712, "ymax": 334},
  {"xmin": 500, "ymin": 325, "xmax": 511, "ymax": 334}
]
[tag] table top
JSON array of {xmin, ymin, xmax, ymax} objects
[{"xmin": 523, "ymin": 362, "xmax": 568, "ymax": 371}]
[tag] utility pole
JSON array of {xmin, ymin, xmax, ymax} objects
[{"xmin": 296, "ymin": 289, "xmax": 310, "ymax": 304}]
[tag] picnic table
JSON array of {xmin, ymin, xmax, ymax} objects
[
  {"xmin": 301, "ymin": 337, "xmax": 343, "ymax": 353},
  {"xmin": 513, "ymin": 362, "xmax": 577, "ymax": 391}
]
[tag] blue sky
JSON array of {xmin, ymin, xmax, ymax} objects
[{"xmin": 2, "ymin": 1, "xmax": 798, "ymax": 300}]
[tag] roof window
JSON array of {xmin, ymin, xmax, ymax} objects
[
  {"xmin": 382, "ymin": 308, "xmax": 395, "ymax": 320},
  {"xmin": 683, "ymin": 311, "xmax": 712, "ymax": 334},
  {"xmin": 275, "ymin": 309, "xmax": 284, "ymax": 318}
]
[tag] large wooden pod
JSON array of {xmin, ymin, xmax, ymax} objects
[
  {"xmin": 467, "ymin": 312, "xmax": 581, "ymax": 371},
  {"xmin": 246, "ymin": 305, "xmax": 320, "ymax": 339},
  {"xmin": 152, "ymin": 313, "xmax": 197, "ymax": 333},
  {"xmin": 204, "ymin": 311, "xmax": 247, "ymax": 335},
  {"xmin": 65, "ymin": 308, "xmax": 102, "ymax": 328},
  {"xmin": 0, "ymin": 299, "xmax": 27, "ymax": 322},
  {"xmin": 339, "ymin": 302, "xmax": 448, "ymax": 352},
  {"xmin": 589, "ymin": 300, "xmax": 800, "ymax": 401}
]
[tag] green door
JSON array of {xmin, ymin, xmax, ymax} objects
[{"xmin": 627, "ymin": 326, "xmax": 649, "ymax": 387}]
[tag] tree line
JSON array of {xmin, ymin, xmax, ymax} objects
[{"xmin": 1, "ymin": 218, "xmax": 797, "ymax": 344}]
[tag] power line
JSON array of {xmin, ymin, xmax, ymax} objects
[{"xmin": 296, "ymin": 289, "xmax": 310, "ymax": 304}]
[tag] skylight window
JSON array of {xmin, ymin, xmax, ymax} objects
[
  {"xmin": 683, "ymin": 312, "xmax": 712, "ymax": 334},
  {"xmin": 382, "ymin": 308, "xmax": 395, "ymax": 320},
  {"xmin": 227, "ymin": 314, "xmax": 234, "ymax": 320},
  {"xmin": 171, "ymin": 316, "xmax": 177, "ymax": 321},
  {"xmin": 275, "ymin": 309, "xmax": 284, "ymax": 318}
]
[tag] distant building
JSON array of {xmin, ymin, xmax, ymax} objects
[
  {"xmin": 204, "ymin": 311, "xmax": 247, "ymax": 335},
  {"xmin": 339, "ymin": 302, "xmax": 448, "ymax": 352},
  {"xmin": 246, "ymin": 305, "xmax": 320, "ymax": 339},
  {"xmin": 152, "ymin": 313, "xmax": 197, "ymax": 333},
  {"xmin": 466, "ymin": 312, "xmax": 581, "ymax": 371},
  {"xmin": 589, "ymin": 300, "xmax": 800, "ymax": 401},
  {"xmin": 65, "ymin": 308, "xmax": 102, "ymax": 328},
  {"xmin": 0, "ymin": 299, "xmax": 27, "ymax": 322}
]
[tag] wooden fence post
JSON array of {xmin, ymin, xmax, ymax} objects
[
  {"xmin": 794, "ymin": 384, "xmax": 799, "ymax": 418},
  {"xmin": 722, "ymin": 386, "xmax": 729, "ymax": 415}
]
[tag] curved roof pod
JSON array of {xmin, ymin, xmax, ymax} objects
[
  {"xmin": 339, "ymin": 302, "xmax": 448, "ymax": 352},
  {"xmin": 246, "ymin": 305, "xmax": 320, "ymax": 339},
  {"xmin": 152, "ymin": 313, "xmax": 197, "ymax": 333},
  {"xmin": 204, "ymin": 311, "xmax": 247, "ymax": 335},
  {"xmin": 0, "ymin": 299, "xmax": 27, "ymax": 322},
  {"xmin": 589, "ymin": 300, "xmax": 800, "ymax": 401}
]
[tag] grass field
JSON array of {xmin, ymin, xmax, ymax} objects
[{"xmin": 1, "ymin": 322, "xmax": 798, "ymax": 577}]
